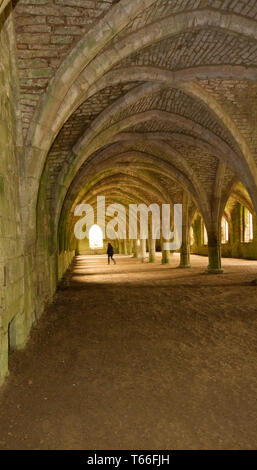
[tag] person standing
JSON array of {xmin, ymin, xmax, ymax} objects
[{"xmin": 107, "ymin": 243, "xmax": 116, "ymax": 265}]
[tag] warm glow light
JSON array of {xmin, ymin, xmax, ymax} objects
[
  {"xmin": 243, "ymin": 208, "xmax": 253, "ymax": 243},
  {"xmin": 203, "ymin": 225, "xmax": 208, "ymax": 245},
  {"xmin": 221, "ymin": 217, "xmax": 229, "ymax": 244},
  {"xmin": 89, "ymin": 225, "xmax": 103, "ymax": 249},
  {"xmin": 189, "ymin": 226, "xmax": 194, "ymax": 246},
  {"xmin": 250, "ymin": 212, "xmax": 253, "ymax": 241}
]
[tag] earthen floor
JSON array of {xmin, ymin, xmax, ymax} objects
[{"xmin": 0, "ymin": 254, "xmax": 256, "ymax": 450}]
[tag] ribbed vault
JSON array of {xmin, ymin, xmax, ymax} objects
[
  {"xmin": 6, "ymin": 0, "xmax": 257, "ymax": 309},
  {"xmin": 1, "ymin": 0, "xmax": 257, "ymax": 394}
]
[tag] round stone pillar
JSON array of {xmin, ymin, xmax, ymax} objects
[
  {"xmin": 149, "ymin": 239, "xmax": 156, "ymax": 263},
  {"xmin": 122, "ymin": 240, "xmax": 128, "ymax": 255},
  {"xmin": 127, "ymin": 240, "xmax": 133, "ymax": 255},
  {"xmin": 140, "ymin": 239, "xmax": 147, "ymax": 262},
  {"xmin": 206, "ymin": 233, "xmax": 223, "ymax": 274},
  {"xmin": 162, "ymin": 249, "xmax": 171, "ymax": 264},
  {"xmin": 133, "ymin": 240, "xmax": 140, "ymax": 258},
  {"xmin": 178, "ymin": 191, "xmax": 191, "ymax": 268},
  {"xmin": 179, "ymin": 244, "xmax": 191, "ymax": 268}
]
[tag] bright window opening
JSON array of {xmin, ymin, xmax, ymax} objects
[
  {"xmin": 89, "ymin": 225, "xmax": 103, "ymax": 249},
  {"xmin": 203, "ymin": 224, "xmax": 208, "ymax": 245},
  {"xmin": 243, "ymin": 208, "xmax": 253, "ymax": 243},
  {"xmin": 189, "ymin": 226, "xmax": 194, "ymax": 246},
  {"xmin": 221, "ymin": 217, "xmax": 229, "ymax": 244}
]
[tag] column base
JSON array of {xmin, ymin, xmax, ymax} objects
[
  {"xmin": 178, "ymin": 264, "xmax": 191, "ymax": 269},
  {"xmin": 205, "ymin": 267, "xmax": 224, "ymax": 274},
  {"xmin": 149, "ymin": 256, "xmax": 156, "ymax": 263}
]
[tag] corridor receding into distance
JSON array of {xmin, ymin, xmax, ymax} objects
[{"xmin": 0, "ymin": 0, "xmax": 257, "ymax": 450}]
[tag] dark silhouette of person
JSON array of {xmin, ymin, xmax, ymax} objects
[{"xmin": 107, "ymin": 243, "xmax": 116, "ymax": 265}]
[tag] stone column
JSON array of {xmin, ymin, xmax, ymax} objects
[
  {"xmin": 179, "ymin": 192, "xmax": 191, "ymax": 268},
  {"xmin": 127, "ymin": 240, "xmax": 133, "ymax": 255},
  {"xmin": 123, "ymin": 240, "xmax": 128, "ymax": 255},
  {"xmin": 149, "ymin": 239, "xmax": 156, "ymax": 263},
  {"xmin": 206, "ymin": 231, "xmax": 223, "ymax": 274},
  {"xmin": 140, "ymin": 239, "xmax": 147, "ymax": 262},
  {"xmin": 133, "ymin": 240, "xmax": 139, "ymax": 258},
  {"xmin": 113, "ymin": 240, "xmax": 119, "ymax": 254},
  {"xmin": 180, "ymin": 246, "xmax": 191, "ymax": 268},
  {"xmin": 162, "ymin": 248, "xmax": 171, "ymax": 264}
]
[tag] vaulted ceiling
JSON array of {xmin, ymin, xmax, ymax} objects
[{"xmin": 3, "ymin": 0, "xmax": 257, "ymax": 242}]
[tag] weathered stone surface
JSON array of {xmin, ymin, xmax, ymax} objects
[
  {"xmin": 1, "ymin": 0, "xmax": 257, "ymax": 391},
  {"xmin": 13, "ymin": 0, "xmax": 118, "ymax": 139},
  {"xmin": 0, "ymin": 7, "xmax": 25, "ymax": 381}
]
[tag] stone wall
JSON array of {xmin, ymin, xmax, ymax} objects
[
  {"xmin": 77, "ymin": 237, "xmax": 107, "ymax": 256},
  {"xmin": 0, "ymin": 5, "xmax": 75, "ymax": 384},
  {"xmin": 0, "ymin": 6, "xmax": 25, "ymax": 384}
]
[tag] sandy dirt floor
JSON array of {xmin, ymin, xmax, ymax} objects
[{"xmin": 0, "ymin": 253, "xmax": 256, "ymax": 450}]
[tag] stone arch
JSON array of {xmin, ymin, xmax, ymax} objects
[
  {"xmin": 62, "ymin": 170, "xmax": 174, "ymax": 254},
  {"xmin": 42, "ymin": 79, "xmax": 257, "ymax": 260},
  {"xmin": 65, "ymin": 110, "xmax": 252, "ymax": 205},
  {"xmin": 20, "ymin": 4, "xmax": 257, "ymax": 311},
  {"xmin": 25, "ymin": 9, "xmax": 257, "ymax": 230},
  {"xmin": 79, "ymin": 65, "xmax": 257, "ymax": 102},
  {"xmin": 56, "ymin": 143, "xmax": 212, "ymax": 250},
  {"xmin": 0, "ymin": 0, "xmax": 10, "ymax": 16}
]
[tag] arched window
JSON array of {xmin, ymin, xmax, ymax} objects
[
  {"xmin": 221, "ymin": 217, "xmax": 229, "ymax": 244},
  {"xmin": 203, "ymin": 224, "xmax": 208, "ymax": 245},
  {"xmin": 189, "ymin": 226, "xmax": 194, "ymax": 246},
  {"xmin": 242, "ymin": 207, "xmax": 253, "ymax": 243},
  {"xmin": 89, "ymin": 225, "xmax": 103, "ymax": 249}
]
